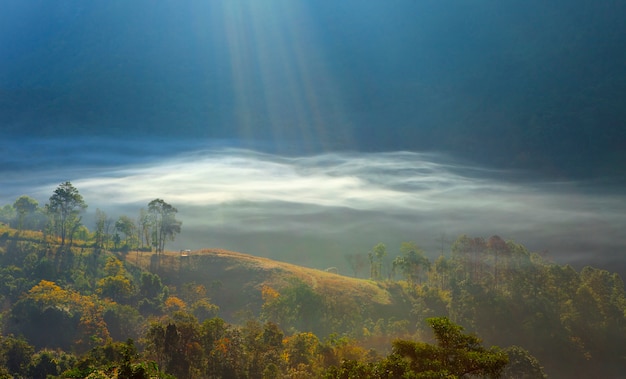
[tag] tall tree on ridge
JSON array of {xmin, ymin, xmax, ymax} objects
[
  {"xmin": 148, "ymin": 199, "xmax": 182, "ymax": 255},
  {"xmin": 487, "ymin": 235, "xmax": 509, "ymax": 290},
  {"xmin": 136, "ymin": 208, "xmax": 152, "ymax": 249},
  {"xmin": 115, "ymin": 215, "xmax": 136, "ymax": 249},
  {"xmin": 94, "ymin": 208, "xmax": 112, "ymax": 250},
  {"xmin": 13, "ymin": 195, "xmax": 38, "ymax": 231},
  {"xmin": 46, "ymin": 182, "xmax": 87, "ymax": 247},
  {"xmin": 369, "ymin": 243, "xmax": 387, "ymax": 281},
  {"xmin": 393, "ymin": 241, "xmax": 431, "ymax": 284}
]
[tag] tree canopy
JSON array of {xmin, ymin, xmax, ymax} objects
[
  {"xmin": 148, "ymin": 199, "xmax": 181, "ymax": 254},
  {"xmin": 46, "ymin": 181, "xmax": 87, "ymax": 247},
  {"xmin": 0, "ymin": 186, "xmax": 623, "ymax": 378}
]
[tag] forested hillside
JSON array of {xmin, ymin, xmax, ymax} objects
[{"xmin": 0, "ymin": 184, "xmax": 624, "ymax": 378}]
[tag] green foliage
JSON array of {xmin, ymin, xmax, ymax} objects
[
  {"xmin": 103, "ymin": 304, "xmax": 143, "ymax": 342},
  {"xmin": 7, "ymin": 280, "xmax": 110, "ymax": 352},
  {"xmin": 13, "ymin": 195, "xmax": 41, "ymax": 231},
  {"xmin": 191, "ymin": 298, "xmax": 219, "ymax": 322},
  {"xmin": 284, "ymin": 332, "xmax": 320, "ymax": 371},
  {"xmin": 0, "ymin": 335, "xmax": 34, "ymax": 378},
  {"xmin": 323, "ymin": 359, "xmax": 374, "ymax": 379},
  {"xmin": 368, "ymin": 243, "xmax": 387, "ymax": 281},
  {"xmin": 411, "ymin": 285, "xmax": 449, "ymax": 329},
  {"xmin": 393, "ymin": 241, "xmax": 430, "ymax": 284},
  {"xmin": 322, "ymin": 318, "xmax": 508, "ymax": 378},
  {"xmin": 46, "ymin": 181, "xmax": 87, "ymax": 247},
  {"xmin": 67, "ymin": 339, "xmax": 154, "ymax": 379},
  {"xmin": 137, "ymin": 271, "xmax": 167, "ymax": 315},
  {"xmin": 117, "ymin": 339, "xmax": 150, "ymax": 379},
  {"xmin": 138, "ymin": 271, "xmax": 166, "ymax": 300},
  {"xmin": 115, "ymin": 215, "xmax": 137, "ymax": 250},
  {"xmin": 372, "ymin": 317, "xmax": 507, "ymax": 379},
  {"xmin": 93, "ymin": 208, "xmax": 111, "ymax": 250},
  {"xmin": 0, "ymin": 205, "xmax": 16, "ymax": 227},
  {"xmin": 0, "ymin": 265, "xmax": 34, "ymax": 304},
  {"xmin": 441, "ymin": 235, "xmax": 626, "ymax": 378},
  {"xmin": 0, "ymin": 206, "xmax": 625, "ymax": 379},
  {"xmin": 262, "ymin": 278, "xmax": 325, "ymax": 335},
  {"xmin": 148, "ymin": 199, "xmax": 181, "ymax": 255},
  {"xmin": 501, "ymin": 346, "xmax": 547, "ymax": 379},
  {"xmin": 28, "ymin": 349, "xmax": 77, "ymax": 379},
  {"xmin": 97, "ymin": 274, "xmax": 133, "ymax": 304}
]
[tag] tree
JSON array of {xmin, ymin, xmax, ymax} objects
[
  {"xmin": 9, "ymin": 280, "xmax": 109, "ymax": 352},
  {"xmin": 103, "ymin": 304, "xmax": 143, "ymax": 342},
  {"xmin": 392, "ymin": 241, "xmax": 430, "ymax": 284},
  {"xmin": 0, "ymin": 204, "xmax": 16, "ymax": 226},
  {"xmin": 118, "ymin": 339, "xmax": 150, "ymax": 379},
  {"xmin": 97, "ymin": 258, "xmax": 134, "ymax": 304},
  {"xmin": 94, "ymin": 208, "xmax": 112, "ymax": 250},
  {"xmin": 452, "ymin": 235, "xmax": 487, "ymax": 283},
  {"xmin": 487, "ymin": 235, "xmax": 509, "ymax": 290},
  {"xmin": 433, "ymin": 255, "xmax": 452, "ymax": 290},
  {"xmin": 46, "ymin": 182, "xmax": 87, "ymax": 247},
  {"xmin": 28, "ymin": 349, "xmax": 76, "ymax": 379},
  {"xmin": 199, "ymin": 317, "xmax": 247, "ymax": 379},
  {"xmin": 191, "ymin": 299, "xmax": 220, "ymax": 322},
  {"xmin": 136, "ymin": 208, "xmax": 152, "ymax": 249},
  {"xmin": 501, "ymin": 346, "xmax": 547, "ymax": 379},
  {"xmin": 368, "ymin": 243, "xmax": 387, "ymax": 281},
  {"xmin": 261, "ymin": 279, "xmax": 325, "ymax": 334},
  {"xmin": 13, "ymin": 195, "xmax": 38, "ymax": 231},
  {"xmin": 138, "ymin": 272, "xmax": 168, "ymax": 316},
  {"xmin": 115, "ymin": 215, "xmax": 137, "ymax": 250},
  {"xmin": 345, "ymin": 253, "xmax": 367, "ymax": 277},
  {"xmin": 391, "ymin": 317, "xmax": 508, "ymax": 378},
  {"xmin": 148, "ymin": 199, "xmax": 181, "ymax": 254},
  {"xmin": 0, "ymin": 335, "xmax": 35, "ymax": 378},
  {"xmin": 284, "ymin": 332, "xmax": 320, "ymax": 374}
]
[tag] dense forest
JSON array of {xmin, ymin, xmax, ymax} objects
[{"xmin": 0, "ymin": 182, "xmax": 624, "ymax": 378}]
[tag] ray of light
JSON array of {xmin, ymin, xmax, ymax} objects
[{"xmin": 208, "ymin": 0, "xmax": 354, "ymax": 151}]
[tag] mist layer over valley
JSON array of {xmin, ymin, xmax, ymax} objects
[{"xmin": 3, "ymin": 138, "xmax": 625, "ymax": 279}]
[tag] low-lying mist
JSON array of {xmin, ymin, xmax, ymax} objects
[{"xmin": 2, "ymin": 138, "xmax": 625, "ymax": 277}]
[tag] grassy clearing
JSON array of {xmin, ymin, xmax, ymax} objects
[{"xmin": 126, "ymin": 248, "xmax": 397, "ymax": 308}]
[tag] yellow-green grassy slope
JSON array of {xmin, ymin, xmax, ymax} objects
[{"xmin": 128, "ymin": 249, "xmax": 412, "ymax": 328}]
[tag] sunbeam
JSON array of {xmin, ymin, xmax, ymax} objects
[{"xmin": 211, "ymin": 0, "xmax": 353, "ymax": 151}]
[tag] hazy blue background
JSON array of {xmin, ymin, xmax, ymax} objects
[{"xmin": 2, "ymin": 1, "xmax": 626, "ymax": 276}]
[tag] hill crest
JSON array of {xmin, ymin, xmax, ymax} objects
[{"xmin": 126, "ymin": 248, "xmax": 406, "ymax": 321}]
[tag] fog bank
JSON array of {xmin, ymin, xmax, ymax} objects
[{"xmin": 2, "ymin": 141, "xmax": 625, "ymax": 275}]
